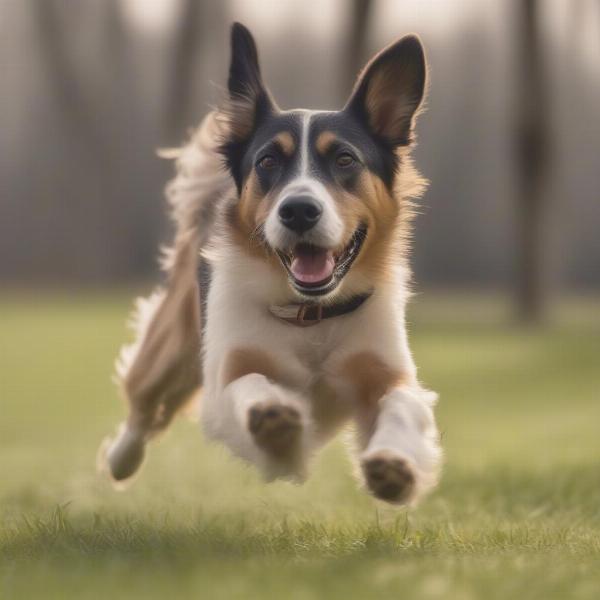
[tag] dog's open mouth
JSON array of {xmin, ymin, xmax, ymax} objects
[{"xmin": 276, "ymin": 226, "xmax": 367, "ymax": 296}]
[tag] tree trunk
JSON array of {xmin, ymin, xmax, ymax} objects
[
  {"xmin": 344, "ymin": 0, "xmax": 373, "ymax": 95},
  {"xmin": 514, "ymin": 0, "xmax": 550, "ymax": 322},
  {"xmin": 162, "ymin": 0, "xmax": 202, "ymax": 144}
]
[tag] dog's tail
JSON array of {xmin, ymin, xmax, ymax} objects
[{"xmin": 97, "ymin": 111, "xmax": 233, "ymax": 484}]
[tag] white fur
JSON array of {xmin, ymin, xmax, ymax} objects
[
  {"xmin": 362, "ymin": 388, "xmax": 441, "ymax": 498},
  {"xmin": 299, "ymin": 110, "xmax": 312, "ymax": 174},
  {"xmin": 200, "ymin": 235, "xmax": 441, "ymax": 501},
  {"xmin": 97, "ymin": 422, "xmax": 145, "ymax": 487}
]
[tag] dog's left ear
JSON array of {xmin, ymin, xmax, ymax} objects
[{"xmin": 345, "ymin": 35, "xmax": 427, "ymax": 147}]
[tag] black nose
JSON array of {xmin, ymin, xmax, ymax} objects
[{"xmin": 278, "ymin": 196, "xmax": 322, "ymax": 234}]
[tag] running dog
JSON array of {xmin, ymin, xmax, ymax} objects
[{"xmin": 98, "ymin": 23, "xmax": 442, "ymax": 505}]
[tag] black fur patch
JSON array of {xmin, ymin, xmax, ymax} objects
[
  {"xmin": 220, "ymin": 23, "xmax": 425, "ymax": 195},
  {"xmin": 224, "ymin": 110, "xmax": 398, "ymax": 195}
]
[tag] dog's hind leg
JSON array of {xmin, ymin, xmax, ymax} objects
[{"xmin": 98, "ymin": 232, "xmax": 202, "ymax": 483}]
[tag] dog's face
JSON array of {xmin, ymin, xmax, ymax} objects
[{"xmin": 221, "ymin": 23, "xmax": 426, "ymax": 299}]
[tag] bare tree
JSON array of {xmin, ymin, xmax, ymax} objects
[
  {"xmin": 344, "ymin": 0, "xmax": 374, "ymax": 95},
  {"xmin": 31, "ymin": 0, "xmax": 158, "ymax": 281},
  {"xmin": 162, "ymin": 0, "xmax": 202, "ymax": 144},
  {"xmin": 32, "ymin": 1, "xmax": 111, "ymax": 163},
  {"xmin": 514, "ymin": 0, "xmax": 550, "ymax": 322},
  {"xmin": 162, "ymin": 0, "xmax": 229, "ymax": 146}
]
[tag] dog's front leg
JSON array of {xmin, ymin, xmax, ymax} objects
[
  {"xmin": 359, "ymin": 386, "xmax": 441, "ymax": 504},
  {"xmin": 212, "ymin": 373, "xmax": 311, "ymax": 481}
]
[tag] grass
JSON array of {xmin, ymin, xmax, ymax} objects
[{"xmin": 1, "ymin": 291, "xmax": 599, "ymax": 599}]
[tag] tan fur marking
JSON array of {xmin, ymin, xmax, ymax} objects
[
  {"xmin": 227, "ymin": 172, "xmax": 283, "ymax": 276},
  {"xmin": 275, "ymin": 131, "xmax": 295, "ymax": 156},
  {"xmin": 222, "ymin": 347, "xmax": 288, "ymax": 387},
  {"xmin": 236, "ymin": 170, "xmax": 262, "ymax": 234},
  {"xmin": 310, "ymin": 379, "xmax": 351, "ymax": 440},
  {"xmin": 325, "ymin": 171, "xmax": 403, "ymax": 286},
  {"xmin": 341, "ymin": 352, "xmax": 406, "ymax": 406},
  {"xmin": 353, "ymin": 173, "xmax": 404, "ymax": 281},
  {"xmin": 315, "ymin": 131, "xmax": 337, "ymax": 155},
  {"xmin": 229, "ymin": 172, "xmax": 273, "ymax": 257}
]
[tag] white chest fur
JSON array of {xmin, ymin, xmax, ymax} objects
[{"xmin": 200, "ymin": 244, "xmax": 418, "ymax": 436}]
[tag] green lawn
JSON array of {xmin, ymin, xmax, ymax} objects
[{"xmin": 1, "ymin": 291, "xmax": 599, "ymax": 599}]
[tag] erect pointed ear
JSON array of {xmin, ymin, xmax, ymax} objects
[
  {"xmin": 225, "ymin": 22, "xmax": 275, "ymax": 143},
  {"xmin": 344, "ymin": 35, "xmax": 427, "ymax": 147}
]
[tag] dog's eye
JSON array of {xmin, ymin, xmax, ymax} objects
[
  {"xmin": 335, "ymin": 152, "xmax": 355, "ymax": 168},
  {"xmin": 258, "ymin": 155, "xmax": 278, "ymax": 170}
]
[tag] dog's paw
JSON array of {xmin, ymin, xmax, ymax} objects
[
  {"xmin": 248, "ymin": 402, "xmax": 302, "ymax": 457},
  {"xmin": 361, "ymin": 450, "xmax": 416, "ymax": 504}
]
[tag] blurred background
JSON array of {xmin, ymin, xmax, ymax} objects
[
  {"xmin": 1, "ymin": 0, "xmax": 599, "ymax": 321},
  {"xmin": 2, "ymin": 3, "xmax": 600, "ymax": 597}
]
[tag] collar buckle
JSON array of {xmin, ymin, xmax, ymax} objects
[{"xmin": 296, "ymin": 303, "xmax": 323, "ymax": 327}]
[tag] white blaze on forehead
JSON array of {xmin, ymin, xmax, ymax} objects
[
  {"xmin": 264, "ymin": 110, "xmax": 344, "ymax": 251},
  {"xmin": 300, "ymin": 111, "xmax": 312, "ymax": 175}
]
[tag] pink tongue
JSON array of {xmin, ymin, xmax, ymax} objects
[{"xmin": 290, "ymin": 249, "xmax": 335, "ymax": 284}]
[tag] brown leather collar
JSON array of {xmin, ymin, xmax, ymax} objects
[{"xmin": 269, "ymin": 292, "xmax": 372, "ymax": 327}]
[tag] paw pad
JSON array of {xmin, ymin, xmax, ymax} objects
[
  {"xmin": 362, "ymin": 452, "xmax": 416, "ymax": 504},
  {"xmin": 248, "ymin": 403, "xmax": 302, "ymax": 456}
]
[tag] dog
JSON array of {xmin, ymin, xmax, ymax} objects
[{"xmin": 98, "ymin": 23, "xmax": 441, "ymax": 505}]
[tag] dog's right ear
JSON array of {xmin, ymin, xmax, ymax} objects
[
  {"xmin": 222, "ymin": 23, "xmax": 274, "ymax": 185},
  {"xmin": 221, "ymin": 23, "xmax": 274, "ymax": 186}
]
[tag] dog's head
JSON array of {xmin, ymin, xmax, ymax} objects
[{"xmin": 220, "ymin": 23, "xmax": 427, "ymax": 299}]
